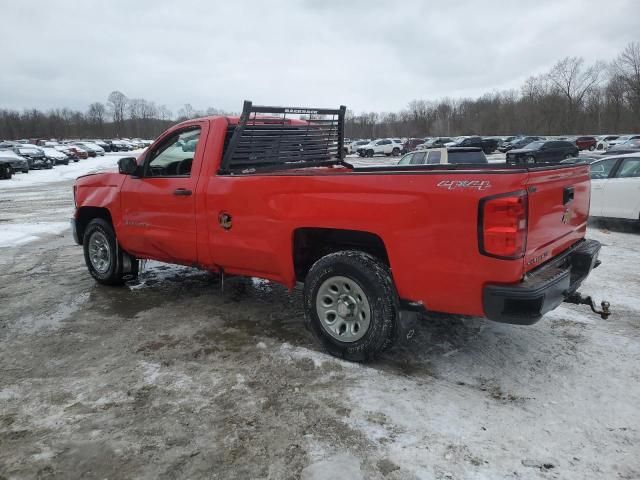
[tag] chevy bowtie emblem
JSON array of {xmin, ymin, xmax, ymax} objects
[{"xmin": 561, "ymin": 208, "xmax": 573, "ymax": 224}]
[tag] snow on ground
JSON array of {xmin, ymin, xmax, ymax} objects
[
  {"xmin": 0, "ymin": 150, "xmax": 142, "ymax": 191},
  {"xmin": 0, "ymin": 222, "xmax": 69, "ymax": 247}
]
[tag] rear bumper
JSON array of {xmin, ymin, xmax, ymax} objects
[{"xmin": 483, "ymin": 239, "xmax": 601, "ymax": 324}]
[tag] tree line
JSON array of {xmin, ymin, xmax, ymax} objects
[
  {"xmin": 345, "ymin": 42, "xmax": 640, "ymax": 139},
  {"xmin": 1, "ymin": 42, "xmax": 639, "ymax": 141}
]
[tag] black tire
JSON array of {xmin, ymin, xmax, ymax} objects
[
  {"xmin": 22, "ymin": 168, "xmax": 29, "ymax": 173},
  {"xmin": 0, "ymin": 164, "xmax": 12, "ymax": 180},
  {"xmin": 525, "ymin": 155, "xmax": 536, "ymax": 165},
  {"xmin": 589, "ymin": 145, "xmax": 595, "ymax": 151},
  {"xmin": 83, "ymin": 218, "xmax": 139, "ymax": 286},
  {"xmin": 564, "ymin": 153, "xmax": 573, "ymax": 160},
  {"xmin": 392, "ymin": 147, "xmax": 400, "ymax": 156},
  {"xmin": 303, "ymin": 251, "xmax": 399, "ymax": 362},
  {"xmin": 366, "ymin": 149, "xmax": 374, "ymax": 157},
  {"xmin": 73, "ymin": 159, "xmax": 79, "ymax": 162}
]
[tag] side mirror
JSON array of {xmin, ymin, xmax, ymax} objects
[{"xmin": 118, "ymin": 157, "xmax": 139, "ymax": 175}]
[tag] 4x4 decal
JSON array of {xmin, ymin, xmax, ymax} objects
[{"xmin": 437, "ymin": 180, "xmax": 492, "ymax": 191}]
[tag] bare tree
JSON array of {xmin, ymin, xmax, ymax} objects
[
  {"xmin": 107, "ymin": 90, "xmax": 128, "ymax": 135},
  {"xmin": 547, "ymin": 57, "xmax": 605, "ymax": 132},
  {"xmin": 612, "ymin": 42, "xmax": 640, "ymax": 128}
]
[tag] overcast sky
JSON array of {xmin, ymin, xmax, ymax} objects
[{"xmin": 0, "ymin": 0, "xmax": 638, "ymax": 116}]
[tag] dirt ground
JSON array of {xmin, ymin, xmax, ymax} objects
[{"xmin": 1, "ymin": 159, "xmax": 639, "ymax": 479}]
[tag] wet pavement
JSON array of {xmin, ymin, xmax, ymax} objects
[{"xmin": 1, "ymin": 167, "xmax": 639, "ymax": 479}]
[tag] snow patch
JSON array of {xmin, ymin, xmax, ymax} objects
[
  {"xmin": 0, "ymin": 222, "xmax": 69, "ymax": 247},
  {"xmin": 300, "ymin": 453, "xmax": 363, "ymax": 480}
]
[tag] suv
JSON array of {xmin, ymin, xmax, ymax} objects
[
  {"xmin": 506, "ymin": 140, "xmax": 579, "ymax": 165},
  {"xmin": 356, "ymin": 138, "xmax": 403, "ymax": 157},
  {"xmin": 397, "ymin": 147, "xmax": 488, "ymax": 165},
  {"xmin": 573, "ymin": 136, "xmax": 597, "ymax": 151},
  {"xmin": 451, "ymin": 136, "xmax": 499, "ymax": 154}
]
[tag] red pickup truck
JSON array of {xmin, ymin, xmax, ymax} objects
[{"xmin": 72, "ymin": 102, "xmax": 608, "ymax": 361}]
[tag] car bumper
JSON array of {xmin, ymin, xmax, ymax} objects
[{"xmin": 483, "ymin": 239, "xmax": 601, "ymax": 325}]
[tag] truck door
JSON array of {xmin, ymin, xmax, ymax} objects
[{"xmin": 119, "ymin": 124, "xmax": 206, "ymax": 264}]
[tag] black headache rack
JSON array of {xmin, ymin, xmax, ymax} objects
[{"xmin": 219, "ymin": 100, "xmax": 349, "ymax": 174}]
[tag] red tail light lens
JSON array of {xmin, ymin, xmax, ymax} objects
[{"xmin": 479, "ymin": 191, "xmax": 528, "ymax": 259}]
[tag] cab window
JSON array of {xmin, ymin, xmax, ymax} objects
[{"xmin": 145, "ymin": 127, "xmax": 201, "ymax": 177}]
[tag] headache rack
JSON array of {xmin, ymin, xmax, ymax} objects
[{"xmin": 219, "ymin": 100, "xmax": 348, "ymax": 174}]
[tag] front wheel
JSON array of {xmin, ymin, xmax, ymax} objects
[
  {"xmin": 366, "ymin": 149, "xmax": 374, "ymax": 158},
  {"xmin": 303, "ymin": 251, "xmax": 398, "ymax": 362},
  {"xmin": 589, "ymin": 145, "xmax": 595, "ymax": 151},
  {"xmin": 564, "ymin": 153, "xmax": 573, "ymax": 160},
  {"xmin": 83, "ymin": 218, "xmax": 138, "ymax": 285},
  {"xmin": 525, "ymin": 155, "xmax": 536, "ymax": 165}
]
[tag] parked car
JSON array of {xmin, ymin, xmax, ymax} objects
[
  {"xmin": 397, "ymin": 147, "xmax": 487, "ymax": 165},
  {"xmin": 450, "ymin": 136, "xmax": 498, "ymax": 154},
  {"xmin": 41, "ymin": 147, "xmax": 70, "ymax": 165},
  {"xmin": 401, "ymin": 138, "xmax": 428, "ymax": 154},
  {"xmin": 0, "ymin": 158, "xmax": 12, "ymax": 179},
  {"xmin": 72, "ymin": 142, "xmax": 97, "ymax": 157},
  {"xmin": 608, "ymin": 137, "xmax": 640, "ymax": 153},
  {"xmin": 65, "ymin": 145, "xmax": 89, "ymax": 159},
  {"xmin": 75, "ymin": 142, "xmax": 104, "ymax": 156},
  {"xmin": 91, "ymin": 140, "xmax": 111, "ymax": 152},
  {"xmin": 595, "ymin": 135, "xmax": 619, "ymax": 151},
  {"xmin": 13, "ymin": 145, "xmax": 52, "ymax": 169},
  {"xmin": 420, "ymin": 137, "xmax": 453, "ymax": 149},
  {"xmin": 356, "ymin": 138, "xmax": 403, "ymax": 157},
  {"xmin": 0, "ymin": 149, "xmax": 29, "ymax": 173},
  {"xmin": 347, "ymin": 140, "xmax": 370, "ymax": 154},
  {"xmin": 499, "ymin": 136, "xmax": 545, "ymax": 153},
  {"xmin": 53, "ymin": 145, "xmax": 80, "ymax": 162},
  {"xmin": 573, "ymin": 136, "xmax": 597, "ymax": 151},
  {"xmin": 589, "ymin": 153, "xmax": 640, "ymax": 222},
  {"xmin": 606, "ymin": 135, "xmax": 640, "ymax": 150},
  {"xmin": 506, "ymin": 140, "xmax": 578, "ymax": 165},
  {"xmin": 71, "ymin": 101, "xmax": 606, "ymax": 360}
]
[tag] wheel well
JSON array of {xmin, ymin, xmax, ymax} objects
[
  {"xmin": 293, "ymin": 228, "xmax": 389, "ymax": 282},
  {"xmin": 76, "ymin": 207, "xmax": 113, "ymax": 244}
]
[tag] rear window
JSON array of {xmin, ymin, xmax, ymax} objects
[{"xmin": 447, "ymin": 151, "xmax": 487, "ymax": 164}]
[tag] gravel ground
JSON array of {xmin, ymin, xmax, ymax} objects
[{"xmin": 0, "ymin": 154, "xmax": 639, "ymax": 479}]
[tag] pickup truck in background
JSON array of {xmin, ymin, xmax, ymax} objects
[{"xmin": 72, "ymin": 101, "xmax": 609, "ymax": 361}]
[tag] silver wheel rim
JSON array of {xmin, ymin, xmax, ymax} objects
[
  {"xmin": 88, "ymin": 231, "xmax": 111, "ymax": 274},
  {"xmin": 316, "ymin": 276, "xmax": 371, "ymax": 343}
]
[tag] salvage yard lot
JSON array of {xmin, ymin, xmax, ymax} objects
[{"xmin": 0, "ymin": 154, "xmax": 639, "ymax": 479}]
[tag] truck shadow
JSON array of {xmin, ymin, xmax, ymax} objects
[{"xmin": 589, "ymin": 218, "xmax": 639, "ymax": 234}]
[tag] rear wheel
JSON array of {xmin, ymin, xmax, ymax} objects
[
  {"xmin": 564, "ymin": 153, "xmax": 573, "ymax": 160},
  {"xmin": 303, "ymin": 251, "xmax": 398, "ymax": 362},
  {"xmin": 525, "ymin": 155, "xmax": 536, "ymax": 165},
  {"xmin": 83, "ymin": 218, "xmax": 139, "ymax": 286},
  {"xmin": 0, "ymin": 164, "xmax": 12, "ymax": 180},
  {"xmin": 392, "ymin": 147, "xmax": 400, "ymax": 156},
  {"xmin": 589, "ymin": 145, "xmax": 595, "ymax": 151}
]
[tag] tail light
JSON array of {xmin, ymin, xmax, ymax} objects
[{"xmin": 478, "ymin": 191, "xmax": 528, "ymax": 259}]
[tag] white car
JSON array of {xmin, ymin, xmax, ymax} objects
[
  {"xmin": 590, "ymin": 153, "xmax": 640, "ymax": 221},
  {"xmin": 595, "ymin": 135, "xmax": 619, "ymax": 151},
  {"xmin": 397, "ymin": 147, "xmax": 488, "ymax": 165},
  {"xmin": 605, "ymin": 135, "xmax": 640, "ymax": 150},
  {"xmin": 356, "ymin": 138, "xmax": 403, "ymax": 157},
  {"xmin": 347, "ymin": 140, "xmax": 370, "ymax": 154}
]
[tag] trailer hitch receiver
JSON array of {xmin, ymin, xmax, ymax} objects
[{"xmin": 565, "ymin": 292, "xmax": 611, "ymax": 320}]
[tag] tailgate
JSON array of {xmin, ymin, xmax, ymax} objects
[{"xmin": 523, "ymin": 165, "xmax": 590, "ymax": 272}]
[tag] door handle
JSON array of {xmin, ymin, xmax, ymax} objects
[{"xmin": 173, "ymin": 188, "xmax": 192, "ymax": 196}]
